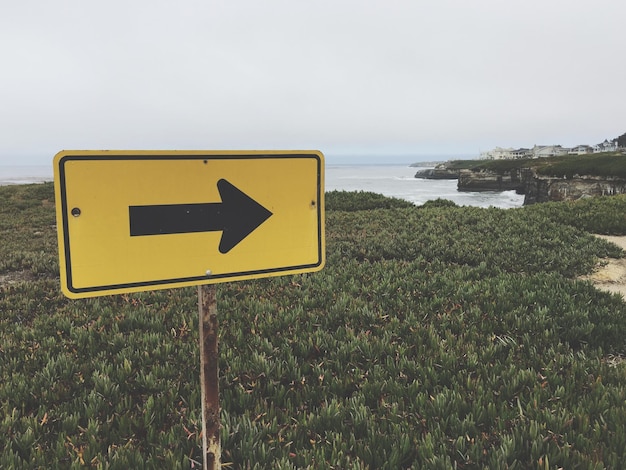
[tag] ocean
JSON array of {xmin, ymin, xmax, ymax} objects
[
  {"xmin": 326, "ymin": 164, "xmax": 524, "ymax": 208},
  {"xmin": 0, "ymin": 163, "xmax": 524, "ymax": 209},
  {"xmin": 0, "ymin": 165, "xmax": 54, "ymax": 186}
]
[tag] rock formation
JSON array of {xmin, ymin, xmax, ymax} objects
[
  {"xmin": 414, "ymin": 167, "xmax": 459, "ymax": 179},
  {"xmin": 455, "ymin": 167, "xmax": 626, "ymax": 204},
  {"xmin": 415, "ymin": 154, "xmax": 626, "ymax": 205},
  {"xmin": 523, "ymin": 173, "xmax": 626, "ymax": 205},
  {"xmin": 457, "ymin": 169, "xmax": 524, "ymax": 192}
]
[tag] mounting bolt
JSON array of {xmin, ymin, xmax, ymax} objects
[{"xmin": 71, "ymin": 207, "xmax": 81, "ymax": 217}]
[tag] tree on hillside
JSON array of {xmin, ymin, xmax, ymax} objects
[{"xmin": 618, "ymin": 132, "xmax": 626, "ymax": 149}]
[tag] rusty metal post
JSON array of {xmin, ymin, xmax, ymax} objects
[{"xmin": 198, "ymin": 284, "xmax": 221, "ymax": 469}]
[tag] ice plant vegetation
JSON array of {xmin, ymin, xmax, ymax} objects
[{"xmin": 2, "ymin": 183, "xmax": 626, "ymax": 468}]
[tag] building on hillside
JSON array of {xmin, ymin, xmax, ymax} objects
[
  {"xmin": 511, "ymin": 148, "xmax": 531, "ymax": 159},
  {"xmin": 479, "ymin": 147, "xmax": 515, "ymax": 160},
  {"xmin": 593, "ymin": 139, "xmax": 618, "ymax": 153},
  {"xmin": 479, "ymin": 136, "xmax": 622, "ymax": 160},
  {"xmin": 481, "ymin": 146, "xmax": 561, "ymax": 160},
  {"xmin": 531, "ymin": 145, "xmax": 569, "ymax": 158},
  {"xmin": 568, "ymin": 145, "xmax": 594, "ymax": 155}
]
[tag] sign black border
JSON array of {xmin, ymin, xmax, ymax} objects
[{"xmin": 57, "ymin": 153, "xmax": 324, "ymax": 295}]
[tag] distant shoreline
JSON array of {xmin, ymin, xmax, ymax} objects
[
  {"xmin": 409, "ymin": 161, "xmax": 443, "ymax": 168},
  {"xmin": 0, "ymin": 179, "xmax": 52, "ymax": 186},
  {"xmin": 0, "ymin": 165, "xmax": 53, "ymax": 186}
]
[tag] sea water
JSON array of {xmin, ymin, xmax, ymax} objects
[
  {"xmin": 0, "ymin": 165, "xmax": 53, "ymax": 186},
  {"xmin": 326, "ymin": 164, "xmax": 525, "ymax": 208},
  {"xmin": 0, "ymin": 163, "xmax": 525, "ymax": 208}
]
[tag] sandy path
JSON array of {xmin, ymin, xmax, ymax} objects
[{"xmin": 581, "ymin": 235, "xmax": 626, "ymax": 298}]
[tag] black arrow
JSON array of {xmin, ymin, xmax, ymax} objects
[{"xmin": 129, "ymin": 179, "xmax": 273, "ymax": 254}]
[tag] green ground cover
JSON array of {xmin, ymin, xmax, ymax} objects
[
  {"xmin": 536, "ymin": 153, "xmax": 626, "ymax": 179},
  {"xmin": 2, "ymin": 183, "xmax": 626, "ymax": 468},
  {"xmin": 443, "ymin": 152, "xmax": 626, "ymax": 178}
]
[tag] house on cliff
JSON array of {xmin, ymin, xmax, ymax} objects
[
  {"xmin": 531, "ymin": 145, "xmax": 569, "ymax": 158},
  {"xmin": 479, "ymin": 147, "xmax": 515, "ymax": 160},
  {"xmin": 511, "ymin": 148, "xmax": 531, "ymax": 159},
  {"xmin": 480, "ymin": 145, "xmax": 570, "ymax": 160},
  {"xmin": 593, "ymin": 139, "xmax": 618, "ymax": 153},
  {"xmin": 479, "ymin": 147, "xmax": 533, "ymax": 159},
  {"xmin": 568, "ymin": 145, "xmax": 594, "ymax": 155},
  {"xmin": 479, "ymin": 133, "xmax": 624, "ymax": 161}
]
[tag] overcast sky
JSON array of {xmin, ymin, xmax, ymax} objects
[{"xmin": 1, "ymin": 0, "xmax": 624, "ymax": 165}]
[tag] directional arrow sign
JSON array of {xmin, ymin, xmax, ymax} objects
[
  {"xmin": 53, "ymin": 150, "xmax": 325, "ymax": 298},
  {"xmin": 129, "ymin": 179, "xmax": 273, "ymax": 254}
]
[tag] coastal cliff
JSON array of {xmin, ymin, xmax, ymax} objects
[
  {"xmin": 523, "ymin": 173, "xmax": 626, "ymax": 204},
  {"xmin": 456, "ymin": 168, "xmax": 626, "ymax": 204},
  {"xmin": 415, "ymin": 152, "xmax": 626, "ymax": 205},
  {"xmin": 414, "ymin": 167, "xmax": 459, "ymax": 179},
  {"xmin": 457, "ymin": 168, "xmax": 524, "ymax": 192}
]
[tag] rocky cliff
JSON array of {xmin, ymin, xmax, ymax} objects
[
  {"xmin": 414, "ymin": 167, "xmax": 460, "ymax": 179},
  {"xmin": 457, "ymin": 169, "xmax": 524, "ymax": 192},
  {"xmin": 456, "ymin": 167, "xmax": 626, "ymax": 204},
  {"xmin": 523, "ymin": 173, "xmax": 626, "ymax": 205}
]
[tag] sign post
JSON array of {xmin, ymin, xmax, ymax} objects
[
  {"xmin": 198, "ymin": 284, "xmax": 220, "ymax": 469},
  {"xmin": 53, "ymin": 150, "xmax": 325, "ymax": 467}
]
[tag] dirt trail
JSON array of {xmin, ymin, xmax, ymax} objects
[{"xmin": 581, "ymin": 235, "xmax": 626, "ymax": 298}]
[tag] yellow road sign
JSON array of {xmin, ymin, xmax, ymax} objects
[{"xmin": 53, "ymin": 150, "xmax": 325, "ymax": 298}]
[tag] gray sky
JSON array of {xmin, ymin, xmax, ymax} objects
[{"xmin": 1, "ymin": 0, "xmax": 624, "ymax": 165}]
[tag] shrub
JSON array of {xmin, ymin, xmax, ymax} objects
[
  {"xmin": 419, "ymin": 198, "xmax": 457, "ymax": 209},
  {"xmin": 326, "ymin": 190, "xmax": 414, "ymax": 211}
]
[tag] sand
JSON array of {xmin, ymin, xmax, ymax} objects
[{"xmin": 581, "ymin": 235, "xmax": 626, "ymax": 298}]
